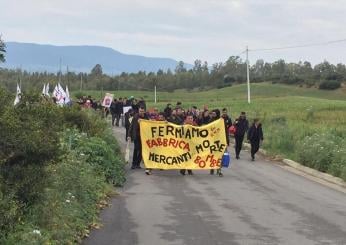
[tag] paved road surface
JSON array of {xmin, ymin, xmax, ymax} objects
[{"xmin": 84, "ymin": 126, "xmax": 346, "ymax": 245}]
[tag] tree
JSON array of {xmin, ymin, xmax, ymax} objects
[
  {"xmin": 193, "ymin": 59, "xmax": 202, "ymax": 73},
  {"xmin": 91, "ymin": 64, "xmax": 103, "ymax": 76},
  {"xmin": 0, "ymin": 36, "xmax": 6, "ymax": 63},
  {"xmin": 175, "ymin": 61, "xmax": 187, "ymax": 73}
]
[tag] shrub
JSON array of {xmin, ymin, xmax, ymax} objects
[
  {"xmin": 60, "ymin": 129, "xmax": 125, "ymax": 186},
  {"xmin": 328, "ymin": 148, "xmax": 346, "ymax": 180},
  {"xmin": 73, "ymin": 91, "xmax": 85, "ymax": 99},
  {"xmin": 1, "ymin": 151, "xmax": 112, "ymax": 244},
  {"xmin": 61, "ymin": 105, "xmax": 107, "ymax": 137},
  {"xmin": 297, "ymin": 132, "xmax": 346, "ymax": 177},
  {"xmin": 0, "ymin": 189, "xmax": 22, "ymax": 237},
  {"xmin": 0, "ymin": 87, "xmax": 125, "ymax": 242},
  {"xmin": 319, "ymin": 80, "xmax": 341, "ymax": 90}
]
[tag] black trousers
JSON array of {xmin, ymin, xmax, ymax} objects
[
  {"xmin": 132, "ymin": 139, "xmax": 142, "ymax": 167},
  {"xmin": 235, "ymin": 134, "xmax": 245, "ymax": 157},
  {"xmin": 250, "ymin": 140, "xmax": 260, "ymax": 158},
  {"xmin": 125, "ymin": 125, "xmax": 130, "ymax": 141},
  {"xmin": 111, "ymin": 113, "xmax": 116, "ymax": 126},
  {"xmin": 115, "ymin": 114, "xmax": 121, "ymax": 126}
]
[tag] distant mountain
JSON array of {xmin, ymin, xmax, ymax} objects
[{"xmin": 2, "ymin": 42, "xmax": 187, "ymax": 74}]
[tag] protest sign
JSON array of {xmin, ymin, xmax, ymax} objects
[
  {"xmin": 140, "ymin": 119, "xmax": 227, "ymax": 169},
  {"xmin": 123, "ymin": 106, "xmax": 132, "ymax": 114},
  {"xmin": 102, "ymin": 93, "xmax": 114, "ymax": 108}
]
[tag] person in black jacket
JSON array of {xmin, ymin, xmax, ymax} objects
[
  {"xmin": 110, "ymin": 98, "xmax": 117, "ymax": 126},
  {"xmin": 164, "ymin": 103, "xmax": 172, "ymax": 118},
  {"xmin": 128, "ymin": 107, "xmax": 149, "ymax": 169},
  {"xmin": 221, "ymin": 108, "xmax": 232, "ymax": 146},
  {"xmin": 234, "ymin": 112, "xmax": 249, "ymax": 159},
  {"xmin": 124, "ymin": 108, "xmax": 134, "ymax": 141},
  {"xmin": 114, "ymin": 97, "xmax": 123, "ymax": 126},
  {"xmin": 247, "ymin": 118, "xmax": 264, "ymax": 161}
]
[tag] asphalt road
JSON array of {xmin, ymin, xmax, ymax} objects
[{"xmin": 83, "ymin": 126, "xmax": 346, "ymax": 245}]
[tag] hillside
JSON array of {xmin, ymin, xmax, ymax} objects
[
  {"xmin": 79, "ymin": 83, "xmax": 346, "ymax": 103},
  {"xmin": 3, "ymin": 42, "xmax": 183, "ymax": 74}
]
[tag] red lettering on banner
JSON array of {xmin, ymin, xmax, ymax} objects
[
  {"xmin": 195, "ymin": 154, "xmax": 222, "ymax": 168},
  {"xmin": 147, "ymin": 138, "xmax": 190, "ymax": 151},
  {"xmin": 194, "ymin": 156, "xmax": 206, "ymax": 168}
]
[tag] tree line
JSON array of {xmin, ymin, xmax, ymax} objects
[{"xmin": 0, "ymin": 39, "xmax": 345, "ymax": 93}]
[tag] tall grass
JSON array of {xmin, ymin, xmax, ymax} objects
[{"xmin": 76, "ymin": 83, "xmax": 346, "ymax": 180}]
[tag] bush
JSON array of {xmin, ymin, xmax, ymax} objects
[
  {"xmin": 60, "ymin": 129, "xmax": 125, "ymax": 186},
  {"xmin": 319, "ymin": 80, "xmax": 341, "ymax": 90},
  {"xmin": 62, "ymin": 105, "xmax": 108, "ymax": 137},
  {"xmin": 297, "ymin": 132, "xmax": 346, "ymax": 179},
  {"xmin": 328, "ymin": 148, "xmax": 346, "ymax": 180},
  {"xmin": 0, "ymin": 189, "xmax": 22, "ymax": 237},
  {"xmin": 73, "ymin": 91, "xmax": 85, "ymax": 99},
  {"xmin": 0, "ymin": 87, "xmax": 125, "ymax": 242},
  {"xmin": 1, "ymin": 151, "xmax": 112, "ymax": 244}
]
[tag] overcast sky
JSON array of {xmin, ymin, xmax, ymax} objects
[{"xmin": 1, "ymin": 0, "xmax": 346, "ymax": 65}]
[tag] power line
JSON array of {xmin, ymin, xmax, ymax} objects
[
  {"xmin": 249, "ymin": 38, "xmax": 346, "ymax": 52},
  {"xmin": 235, "ymin": 50, "xmax": 247, "ymax": 57}
]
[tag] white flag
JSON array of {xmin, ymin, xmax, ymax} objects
[
  {"xmin": 14, "ymin": 83, "xmax": 21, "ymax": 105},
  {"xmin": 42, "ymin": 84, "xmax": 46, "ymax": 95},
  {"xmin": 53, "ymin": 84, "xmax": 62, "ymax": 105},
  {"xmin": 53, "ymin": 83, "xmax": 67, "ymax": 105},
  {"xmin": 65, "ymin": 85, "xmax": 71, "ymax": 104},
  {"xmin": 65, "ymin": 85, "xmax": 70, "ymax": 99},
  {"xmin": 53, "ymin": 85, "xmax": 58, "ymax": 98},
  {"xmin": 45, "ymin": 83, "xmax": 50, "ymax": 97}
]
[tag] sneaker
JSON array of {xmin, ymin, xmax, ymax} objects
[
  {"xmin": 218, "ymin": 172, "xmax": 224, "ymax": 177},
  {"xmin": 180, "ymin": 170, "xmax": 186, "ymax": 176},
  {"xmin": 210, "ymin": 170, "xmax": 214, "ymax": 175},
  {"xmin": 145, "ymin": 170, "xmax": 152, "ymax": 175},
  {"xmin": 136, "ymin": 166, "xmax": 142, "ymax": 169},
  {"xmin": 188, "ymin": 170, "xmax": 193, "ymax": 175},
  {"xmin": 131, "ymin": 166, "xmax": 136, "ymax": 169},
  {"xmin": 236, "ymin": 156, "xmax": 240, "ymax": 160}
]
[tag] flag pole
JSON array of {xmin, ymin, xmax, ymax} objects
[{"xmin": 246, "ymin": 46, "xmax": 251, "ymax": 104}]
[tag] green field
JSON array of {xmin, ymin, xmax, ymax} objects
[{"xmin": 74, "ymin": 83, "xmax": 346, "ymax": 180}]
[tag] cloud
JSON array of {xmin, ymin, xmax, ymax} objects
[{"xmin": 1, "ymin": 0, "xmax": 346, "ymax": 64}]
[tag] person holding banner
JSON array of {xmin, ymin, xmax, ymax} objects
[
  {"xmin": 210, "ymin": 109, "xmax": 224, "ymax": 177},
  {"xmin": 180, "ymin": 114, "xmax": 196, "ymax": 176},
  {"xmin": 128, "ymin": 107, "xmax": 149, "ymax": 169}
]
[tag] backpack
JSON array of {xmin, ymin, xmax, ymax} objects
[{"xmin": 229, "ymin": 125, "xmax": 236, "ymax": 135}]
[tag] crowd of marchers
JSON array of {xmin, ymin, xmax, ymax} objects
[{"xmin": 105, "ymin": 97, "xmax": 264, "ymax": 177}]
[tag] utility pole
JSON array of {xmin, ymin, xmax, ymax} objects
[
  {"xmin": 59, "ymin": 58, "xmax": 62, "ymax": 84},
  {"xmin": 19, "ymin": 65, "xmax": 22, "ymax": 89},
  {"xmin": 154, "ymin": 85, "xmax": 157, "ymax": 104},
  {"xmin": 80, "ymin": 73, "xmax": 83, "ymax": 91},
  {"xmin": 66, "ymin": 65, "xmax": 69, "ymax": 89},
  {"xmin": 246, "ymin": 46, "xmax": 251, "ymax": 104}
]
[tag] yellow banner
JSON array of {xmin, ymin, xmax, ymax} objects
[{"xmin": 140, "ymin": 119, "xmax": 227, "ymax": 169}]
